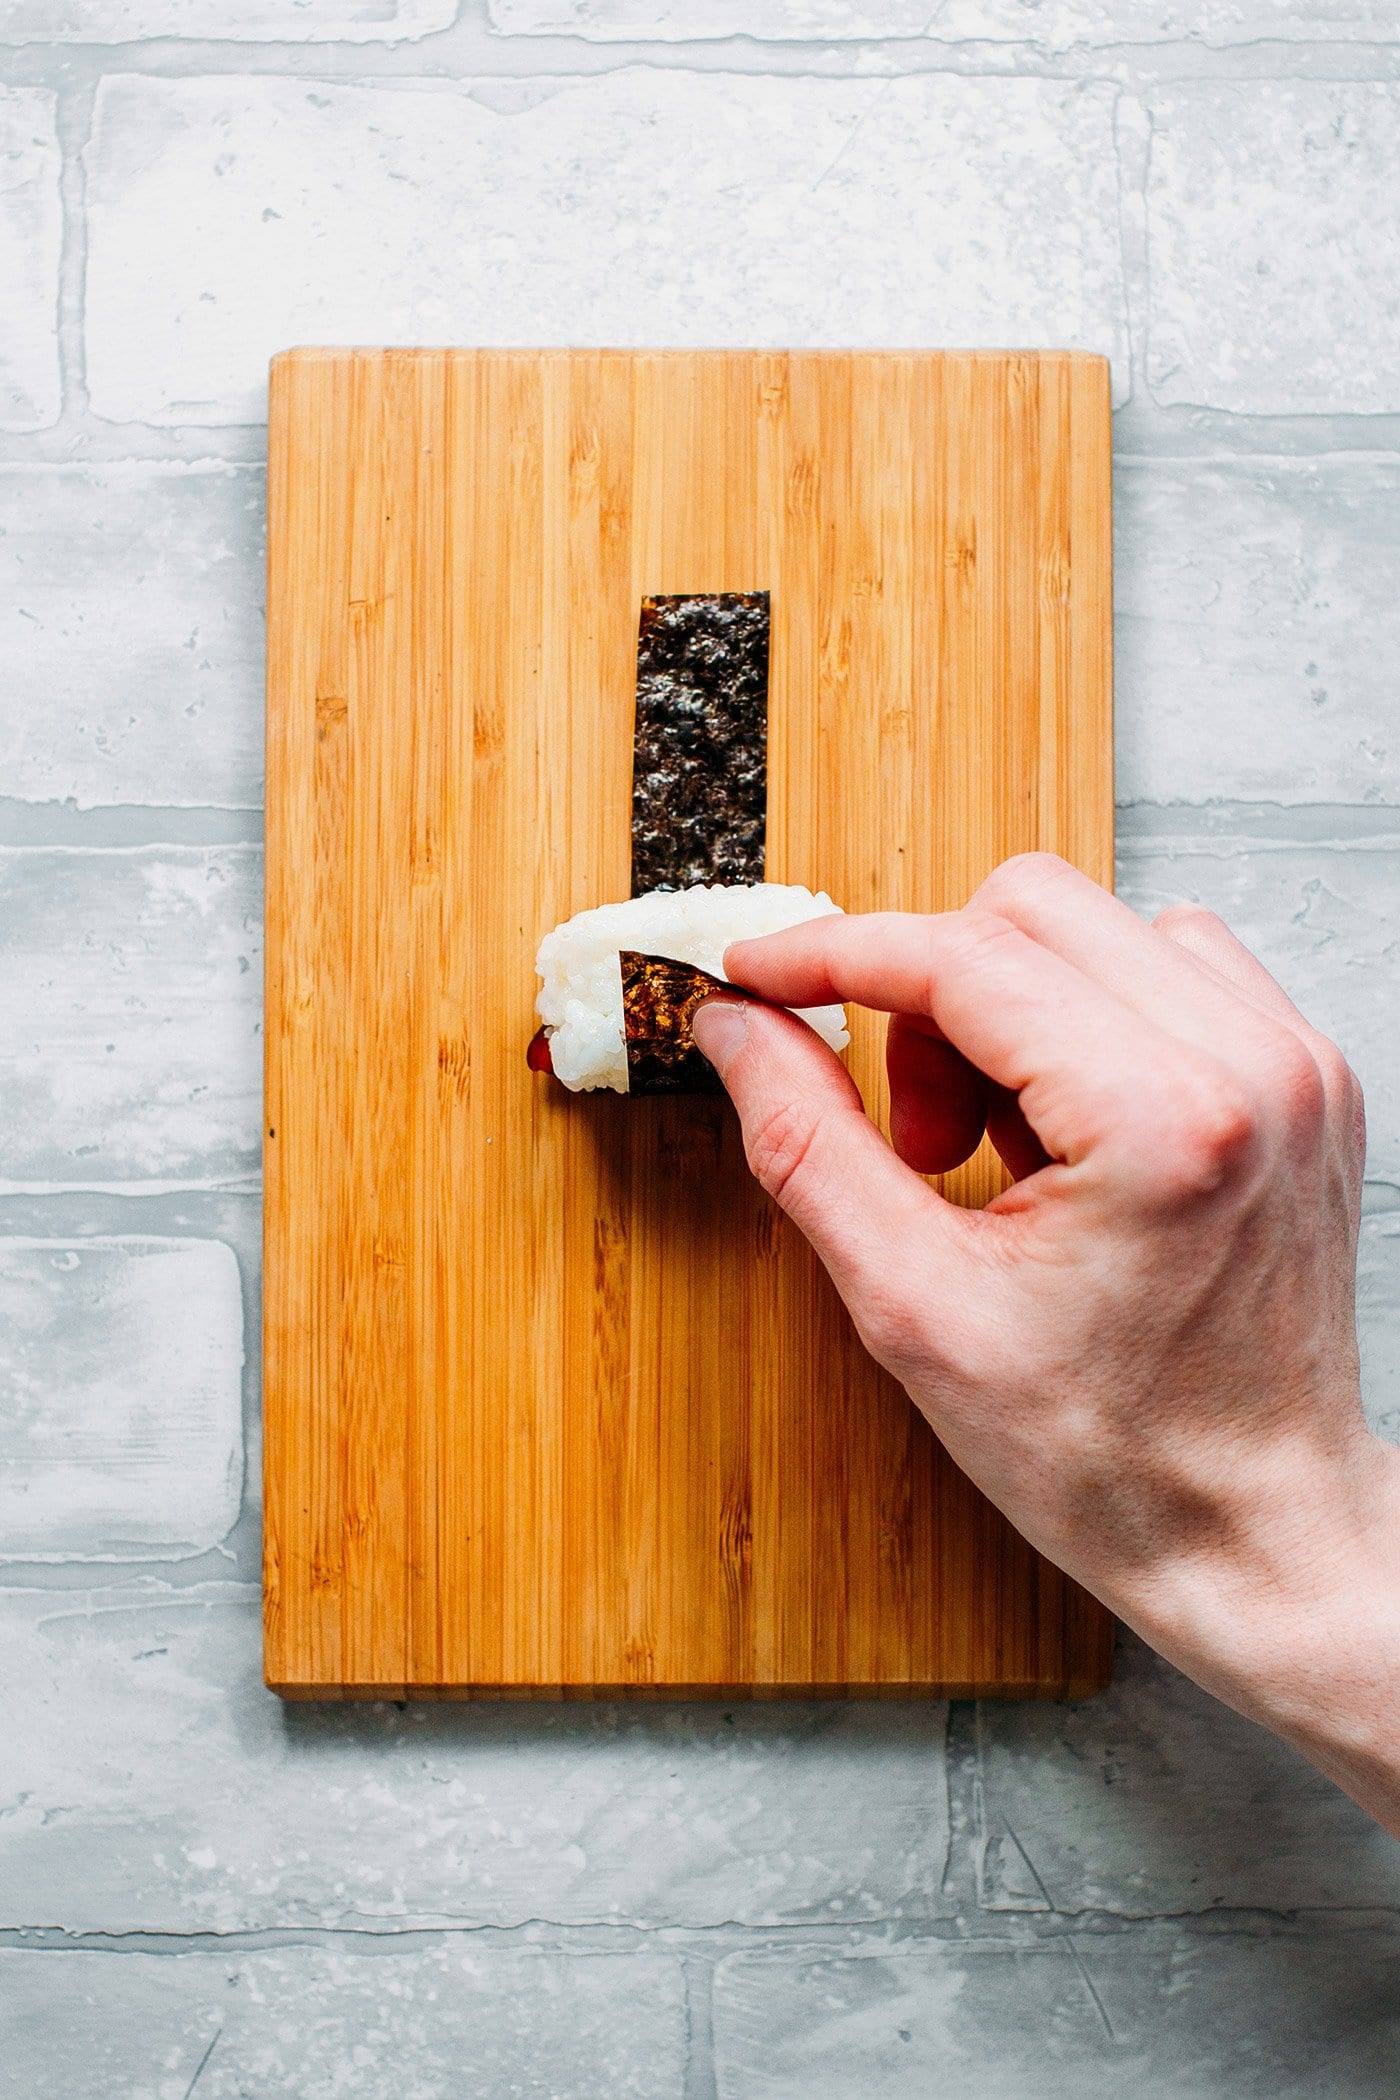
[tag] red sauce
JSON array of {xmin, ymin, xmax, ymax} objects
[{"xmin": 526, "ymin": 1028, "xmax": 553, "ymax": 1075}]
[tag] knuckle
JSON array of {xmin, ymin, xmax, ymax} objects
[
  {"xmin": 851, "ymin": 1281, "xmax": 930, "ymax": 1373},
  {"xmin": 744, "ymin": 1097, "xmax": 819, "ymax": 1207},
  {"xmin": 978, "ymin": 851, "xmax": 1072, "ymax": 913},
  {"xmin": 924, "ymin": 907, "xmax": 1024, "ymax": 1015},
  {"xmin": 1154, "ymin": 901, "xmax": 1223, "ymax": 942},
  {"xmin": 1155, "ymin": 1071, "xmax": 1258, "ymax": 1202},
  {"xmin": 955, "ymin": 905, "xmax": 1024, "ymax": 959},
  {"xmin": 1311, "ymin": 1038, "xmax": 1354, "ymax": 1107},
  {"xmin": 1270, "ymin": 1038, "xmax": 1328, "ymax": 1134}
]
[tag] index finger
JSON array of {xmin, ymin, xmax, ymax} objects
[{"xmin": 724, "ymin": 909, "xmax": 1252, "ymax": 1184}]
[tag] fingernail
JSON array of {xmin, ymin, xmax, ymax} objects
[{"xmin": 691, "ymin": 997, "xmax": 748, "ymax": 1076}]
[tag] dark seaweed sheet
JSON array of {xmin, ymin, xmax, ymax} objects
[
  {"xmin": 621, "ymin": 951, "xmax": 738, "ymax": 1096},
  {"xmin": 630, "ymin": 592, "xmax": 769, "ymax": 895}
]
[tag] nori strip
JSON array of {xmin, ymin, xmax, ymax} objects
[
  {"xmin": 530, "ymin": 591, "xmax": 771, "ymax": 1090},
  {"xmin": 621, "ymin": 951, "xmax": 739, "ymax": 1096},
  {"xmin": 630, "ymin": 592, "xmax": 769, "ymax": 894}
]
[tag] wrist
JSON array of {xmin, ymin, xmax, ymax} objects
[{"xmin": 1115, "ymin": 1428, "xmax": 1400, "ymax": 1830}]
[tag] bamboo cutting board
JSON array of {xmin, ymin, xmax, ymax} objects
[{"xmin": 263, "ymin": 348, "xmax": 1114, "ymax": 1699}]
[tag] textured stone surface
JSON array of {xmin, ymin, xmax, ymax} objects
[
  {"xmin": 9, "ymin": 0, "xmax": 1400, "ymax": 2085},
  {"xmin": 974, "ymin": 1632, "xmax": 1400, "ymax": 1917},
  {"xmin": 1115, "ymin": 458, "xmax": 1400, "ymax": 808},
  {"xmin": 0, "ymin": 0, "xmax": 454, "ymax": 38},
  {"xmin": 1117, "ymin": 828, "xmax": 1400, "ymax": 1185},
  {"xmin": 0, "ymin": 848, "xmax": 262, "ymax": 1190},
  {"xmin": 490, "ymin": 0, "xmax": 1400, "ymax": 39},
  {"xmin": 0, "ymin": 90, "xmax": 61, "ymax": 433},
  {"xmin": 1147, "ymin": 84, "xmax": 1400, "ymax": 414},
  {"xmin": 0, "ymin": 1946, "xmax": 686, "ymax": 2099},
  {"xmin": 0, "ymin": 1581, "xmax": 950, "ymax": 1930},
  {"xmin": 83, "ymin": 71, "xmax": 1126, "ymax": 426},
  {"xmin": 0, "ymin": 465, "xmax": 264, "ymax": 809},
  {"xmin": 0, "ymin": 1236, "xmax": 243, "ymax": 1560},
  {"xmin": 712, "ymin": 1932, "xmax": 1400, "ymax": 2098}
]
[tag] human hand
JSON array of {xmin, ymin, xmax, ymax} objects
[{"xmin": 691, "ymin": 853, "xmax": 1400, "ymax": 1833}]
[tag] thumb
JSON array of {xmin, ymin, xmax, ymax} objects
[{"xmin": 691, "ymin": 996, "xmax": 974, "ymax": 1314}]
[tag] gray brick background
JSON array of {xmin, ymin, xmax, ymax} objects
[{"xmin": 0, "ymin": 1, "xmax": 1398, "ymax": 2092}]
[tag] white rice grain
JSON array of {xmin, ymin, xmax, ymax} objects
[{"xmin": 535, "ymin": 882, "xmax": 849, "ymax": 1093}]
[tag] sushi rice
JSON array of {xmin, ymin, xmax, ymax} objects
[{"xmin": 535, "ymin": 882, "xmax": 849, "ymax": 1093}]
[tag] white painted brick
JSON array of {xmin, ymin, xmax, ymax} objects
[
  {"xmin": 0, "ymin": 0, "xmax": 453, "ymax": 40},
  {"xmin": 974, "ymin": 1632, "xmax": 1400, "ymax": 1916},
  {"xmin": 0, "ymin": 465, "xmax": 264, "ymax": 810},
  {"xmin": 712, "ymin": 1932, "xmax": 1400, "ymax": 2099},
  {"xmin": 1359, "ymin": 1208, "xmax": 1400, "ymax": 1443},
  {"xmin": 1115, "ymin": 458, "xmax": 1400, "ymax": 808},
  {"xmin": 0, "ymin": 1581, "xmax": 950, "ymax": 1930},
  {"xmin": 0, "ymin": 1945, "xmax": 685, "ymax": 2100},
  {"xmin": 0, "ymin": 848, "xmax": 262, "ymax": 1191},
  {"xmin": 83, "ymin": 72, "xmax": 1126, "ymax": 427},
  {"xmin": 0, "ymin": 89, "xmax": 61, "ymax": 433},
  {"xmin": 1117, "ymin": 827, "xmax": 1400, "ymax": 1185},
  {"xmin": 1147, "ymin": 85, "xmax": 1400, "ymax": 414},
  {"xmin": 489, "ymin": 0, "xmax": 1400, "ymax": 40},
  {"xmin": 0, "ymin": 1238, "xmax": 242, "ymax": 1561}
]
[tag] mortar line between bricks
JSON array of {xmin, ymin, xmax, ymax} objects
[
  {"xmin": 680, "ymin": 1954, "xmax": 720, "ymax": 2100},
  {"xmin": 1116, "ymin": 93, "xmax": 1150, "ymax": 405},
  {"xmin": 2, "ymin": 1909, "xmax": 1398, "ymax": 1956},
  {"xmin": 1109, "ymin": 86, "xmax": 1143, "ymax": 411},
  {"xmin": 939, "ymin": 1699, "xmax": 982, "ymax": 1912},
  {"xmin": 5, "ymin": 799, "xmax": 1400, "ymax": 845},
  {"xmin": 1112, "ymin": 447, "xmax": 1400, "ymax": 465},
  {"xmin": 37, "ymin": 53, "xmax": 1400, "ymax": 91},
  {"xmin": 0, "ymin": 804, "xmax": 265, "ymax": 847},
  {"xmin": 1114, "ymin": 802, "xmax": 1400, "ymax": 843},
  {"xmin": 50, "ymin": 81, "xmax": 96, "ymax": 436},
  {"xmin": 8, "ymin": 444, "xmax": 1400, "ymax": 470},
  {"xmin": 0, "ymin": 455, "xmax": 267, "ymax": 468},
  {"xmin": 459, "ymin": 25, "xmax": 1400, "ymax": 75},
  {"xmin": 3, "ymin": 37, "xmax": 1400, "ymax": 81},
  {"xmin": 10, "ymin": 373, "xmax": 1400, "ymax": 458},
  {"xmin": 8, "ymin": 417, "xmax": 1400, "ymax": 470},
  {"xmin": 0, "ymin": 1180, "xmax": 262, "ymax": 1199},
  {"xmin": 1117, "ymin": 802, "xmax": 1400, "ymax": 818},
  {"xmin": 27, "ymin": 55, "xmax": 1135, "ymax": 92}
]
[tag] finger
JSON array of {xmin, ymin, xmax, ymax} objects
[
  {"xmin": 690, "ymin": 996, "xmax": 975, "ymax": 1309},
  {"xmin": 971, "ymin": 853, "xmax": 1264, "ymax": 1039},
  {"xmin": 724, "ymin": 910, "xmax": 1240, "ymax": 1184},
  {"xmin": 970, "ymin": 854, "xmax": 1343, "ymax": 1120},
  {"xmin": 886, "ymin": 1014, "xmax": 989, "ymax": 1174},
  {"xmin": 984, "ymin": 1083, "xmax": 1052, "ymax": 1182},
  {"xmin": 1154, "ymin": 901, "xmax": 1313, "ymax": 1025},
  {"xmin": 1156, "ymin": 903, "xmax": 1366, "ymax": 1191}
]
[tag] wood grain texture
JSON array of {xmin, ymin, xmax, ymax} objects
[{"xmin": 263, "ymin": 348, "xmax": 1115, "ymax": 1699}]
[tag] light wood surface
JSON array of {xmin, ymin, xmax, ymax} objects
[{"xmin": 263, "ymin": 348, "xmax": 1115, "ymax": 1698}]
